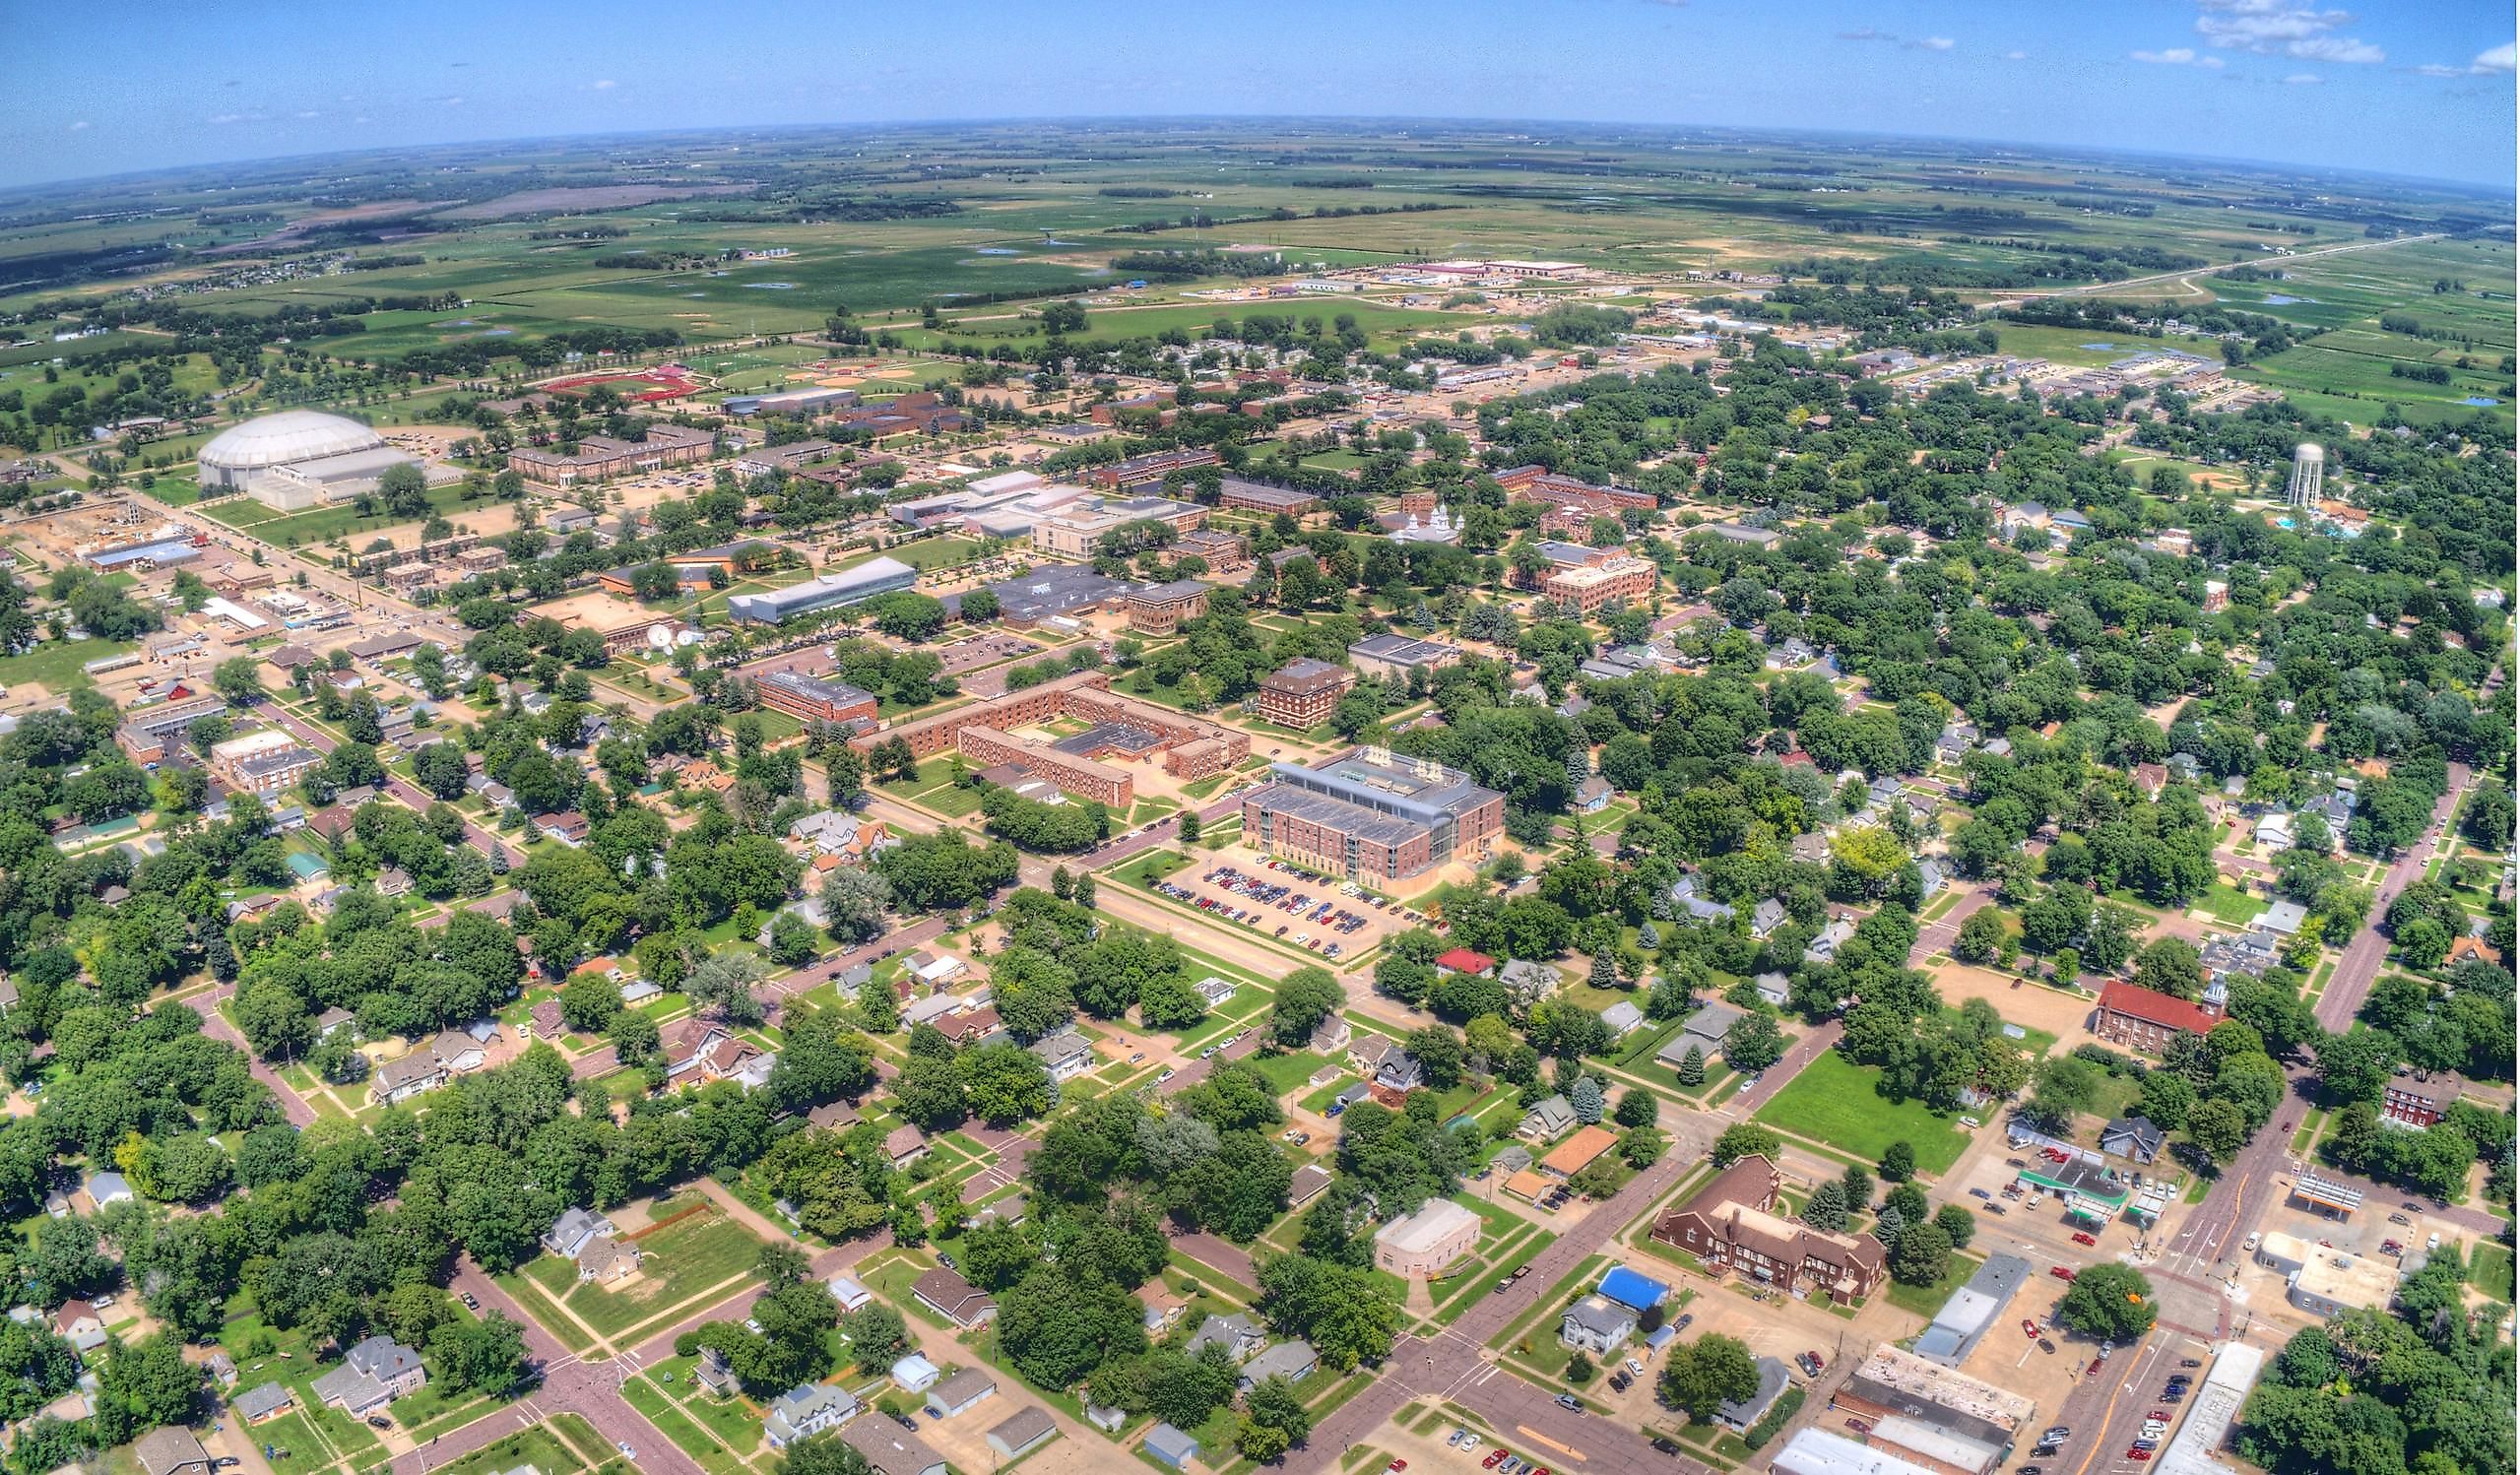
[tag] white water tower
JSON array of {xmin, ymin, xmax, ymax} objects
[{"xmin": 2286, "ymin": 442, "xmax": 2323, "ymax": 510}]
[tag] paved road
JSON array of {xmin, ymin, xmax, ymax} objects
[
  {"xmin": 1912, "ymin": 884, "xmax": 1995, "ymax": 966},
  {"xmin": 394, "ymin": 1258, "xmax": 703, "ymax": 1475},
  {"xmin": 1290, "ymin": 1120, "xmax": 1714, "ymax": 1475},
  {"xmin": 2314, "ymin": 760, "xmax": 2472, "ymax": 1034},
  {"xmin": 194, "ymin": 983, "xmax": 321, "ymax": 1128},
  {"xmin": 257, "ymin": 699, "xmax": 518, "ymax": 867},
  {"xmin": 1989, "ymin": 233, "xmax": 2444, "ymax": 301}
]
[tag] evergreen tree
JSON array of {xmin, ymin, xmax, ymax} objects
[
  {"xmin": 1637, "ymin": 921, "xmax": 1660, "ymax": 950},
  {"xmin": 1588, "ymin": 950, "xmax": 1616, "ymax": 990},
  {"xmin": 1803, "ymin": 1179, "xmax": 1849, "ymax": 1232},
  {"xmin": 1565, "ymin": 745, "xmax": 1589, "ymax": 792},
  {"xmin": 1676, "ymin": 1045, "xmax": 1706, "ymax": 1087},
  {"xmin": 1570, "ymin": 1075, "xmax": 1605, "ymax": 1124}
]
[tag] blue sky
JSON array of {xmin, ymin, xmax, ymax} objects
[{"xmin": 6, "ymin": 0, "xmax": 2513, "ymax": 190}]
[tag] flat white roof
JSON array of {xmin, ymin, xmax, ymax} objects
[
  {"xmin": 1773, "ymin": 1429, "xmax": 1946, "ymax": 1475},
  {"xmin": 1374, "ymin": 1198, "xmax": 1479, "ymax": 1253}
]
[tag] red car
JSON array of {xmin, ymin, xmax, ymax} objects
[
  {"xmin": 2128, "ymin": 1452, "xmax": 2152, "ymax": 1462},
  {"xmin": 2022, "ymin": 1319, "xmax": 2041, "ymax": 1339},
  {"xmin": 1483, "ymin": 1455, "xmax": 1505, "ymax": 1470},
  {"xmin": 2050, "ymin": 1266, "xmax": 2077, "ymax": 1281},
  {"xmin": 2151, "ymin": 1410, "xmax": 2172, "ymax": 1422},
  {"xmin": 1389, "ymin": 1462, "xmax": 1407, "ymax": 1473},
  {"xmin": 2072, "ymin": 1232, "xmax": 2099, "ymax": 1247}
]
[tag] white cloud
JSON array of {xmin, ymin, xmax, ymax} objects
[
  {"xmin": 2283, "ymin": 72, "xmax": 2322, "ymax": 83},
  {"xmin": 1906, "ymin": 35, "xmax": 1955, "ymax": 51},
  {"xmin": 1838, "ymin": 27, "xmax": 1895, "ymax": 42},
  {"xmin": 2132, "ymin": 47, "xmax": 2224, "ymax": 67},
  {"xmin": 590, "ymin": 79, "xmax": 617, "ymax": 90},
  {"xmin": 209, "ymin": 113, "xmax": 243, "ymax": 124},
  {"xmin": 2477, "ymin": 41, "xmax": 2517, "ymax": 71},
  {"xmin": 2001, "ymin": 50, "xmax": 2029, "ymax": 61},
  {"xmin": 2413, "ymin": 62, "xmax": 2466, "ymax": 77},
  {"xmin": 296, "ymin": 109, "xmax": 321, "ymax": 117},
  {"xmin": 2192, "ymin": 1, "xmax": 2383, "ymax": 64},
  {"xmin": 67, "ymin": 120, "xmax": 90, "ymax": 131}
]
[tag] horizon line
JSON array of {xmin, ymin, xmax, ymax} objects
[{"xmin": 5, "ymin": 113, "xmax": 2515, "ymax": 202}]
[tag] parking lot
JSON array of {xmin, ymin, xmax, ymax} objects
[{"xmin": 1142, "ymin": 857, "xmax": 1422, "ymax": 963}]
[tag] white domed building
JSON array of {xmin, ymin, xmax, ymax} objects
[{"xmin": 196, "ymin": 410, "xmax": 430, "ymax": 511}]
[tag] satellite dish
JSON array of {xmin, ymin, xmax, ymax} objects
[
  {"xmin": 648, "ymin": 624, "xmax": 676, "ymax": 651},
  {"xmin": 674, "ymin": 629, "xmax": 703, "ymax": 647}
]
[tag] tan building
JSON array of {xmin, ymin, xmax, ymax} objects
[
  {"xmin": 1030, "ymin": 494, "xmax": 1208, "ymax": 558},
  {"xmin": 1543, "ymin": 553, "xmax": 1657, "ymax": 615},
  {"xmin": 1373, "ymin": 1199, "xmax": 1480, "ymax": 1276},
  {"xmin": 507, "ymin": 423, "xmax": 713, "ymax": 485}
]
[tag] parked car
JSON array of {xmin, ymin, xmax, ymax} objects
[
  {"xmin": 2071, "ymin": 1232, "xmax": 2098, "ymax": 1247},
  {"xmin": 1555, "ymin": 1393, "xmax": 1583, "ymax": 1411},
  {"xmin": 2049, "ymin": 1266, "xmax": 2075, "ymax": 1280},
  {"xmin": 2022, "ymin": 1319, "xmax": 2042, "ymax": 1339}
]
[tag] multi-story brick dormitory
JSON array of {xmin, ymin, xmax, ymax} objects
[{"xmin": 852, "ymin": 669, "xmax": 1248, "ymax": 784}]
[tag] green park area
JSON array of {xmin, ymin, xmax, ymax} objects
[
  {"xmin": 1754, "ymin": 1051, "xmax": 1972, "ymax": 1177},
  {"xmin": 515, "ymin": 1194, "xmax": 765, "ymax": 1340}
]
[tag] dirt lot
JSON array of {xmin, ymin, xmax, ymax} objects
[{"xmin": 1928, "ymin": 966, "xmax": 2102, "ymax": 1047}]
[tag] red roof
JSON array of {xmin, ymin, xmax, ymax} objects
[
  {"xmin": 2098, "ymin": 981, "xmax": 2219, "ymax": 1036},
  {"xmin": 1436, "ymin": 948, "xmax": 1496, "ymax": 975}
]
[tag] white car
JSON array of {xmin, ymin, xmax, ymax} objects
[{"xmin": 1624, "ymin": 1358, "xmax": 1647, "ymax": 1378}]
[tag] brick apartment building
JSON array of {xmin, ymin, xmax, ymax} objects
[
  {"xmin": 2382, "ymin": 1070, "xmax": 2463, "ymax": 1127},
  {"xmin": 1085, "ymin": 446, "xmax": 1220, "ymax": 489},
  {"xmin": 756, "ymin": 671, "xmax": 880, "ymax": 728},
  {"xmin": 1255, "ymin": 658, "xmax": 1357, "ymax": 730},
  {"xmin": 1215, "ymin": 479, "xmax": 1320, "ymax": 516},
  {"xmin": 1649, "ymin": 1154, "xmax": 1886, "ymax": 1305},
  {"xmin": 958, "ymin": 725, "xmax": 1133, "ymax": 808},
  {"xmin": 1125, "ymin": 579, "xmax": 1211, "ymax": 635},
  {"xmin": 856, "ymin": 669, "xmax": 1248, "ymax": 782},
  {"xmin": 507, "ymin": 423, "xmax": 713, "ymax": 485},
  {"xmin": 2093, "ymin": 981, "xmax": 2225, "ymax": 1056},
  {"xmin": 1544, "ymin": 554, "xmax": 1657, "ymax": 615}
]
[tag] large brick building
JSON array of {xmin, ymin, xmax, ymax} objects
[
  {"xmin": 958, "ymin": 725, "xmax": 1134, "ymax": 808},
  {"xmin": 507, "ymin": 423, "xmax": 713, "ymax": 485},
  {"xmin": 2382, "ymin": 1070, "xmax": 2463, "ymax": 1128},
  {"xmin": 756, "ymin": 671, "xmax": 879, "ymax": 728},
  {"xmin": 1255, "ymin": 658, "xmax": 1357, "ymax": 730},
  {"xmin": 1126, "ymin": 579, "xmax": 1211, "ymax": 636},
  {"xmin": 1215, "ymin": 479, "xmax": 1320, "ymax": 516},
  {"xmin": 1649, "ymin": 1154, "xmax": 1886, "ymax": 1305},
  {"xmin": 2093, "ymin": 981, "xmax": 2224, "ymax": 1056},
  {"xmin": 1085, "ymin": 446, "xmax": 1220, "ymax": 489},
  {"xmin": 1241, "ymin": 746, "xmax": 1506, "ymax": 886},
  {"xmin": 1544, "ymin": 554, "xmax": 1657, "ymax": 615},
  {"xmin": 856, "ymin": 669, "xmax": 1248, "ymax": 784}
]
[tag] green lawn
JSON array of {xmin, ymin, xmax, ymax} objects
[
  {"xmin": 1753, "ymin": 1051, "xmax": 1971, "ymax": 1177},
  {"xmin": 0, "ymin": 637, "xmax": 140, "ymax": 692},
  {"xmin": 521, "ymin": 1193, "xmax": 766, "ymax": 1339},
  {"xmin": 1883, "ymin": 1250, "xmax": 1985, "ymax": 1318},
  {"xmin": 2467, "ymin": 1240, "xmax": 2515, "ymax": 1305},
  {"xmin": 1111, "ymin": 849, "xmax": 1193, "ymax": 887},
  {"xmin": 2195, "ymin": 882, "xmax": 2267, "ymax": 927}
]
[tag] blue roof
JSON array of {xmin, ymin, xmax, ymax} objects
[
  {"xmin": 285, "ymin": 852, "xmax": 329, "ymax": 878},
  {"xmin": 1598, "ymin": 1265, "xmax": 1669, "ymax": 1311}
]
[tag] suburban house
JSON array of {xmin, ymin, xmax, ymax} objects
[
  {"xmin": 1186, "ymin": 1313, "xmax": 1267, "ymax": 1363},
  {"xmin": 1519, "ymin": 1094, "xmax": 1578, "ymax": 1142},
  {"xmin": 312, "ymin": 1335, "xmax": 427, "ymax": 1415},
  {"xmin": 884, "ymin": 1126, "xmax": 931, "ymax": 1169},
  {"xmin": 663, "ymin": 1018, "xmax": 766, "ymax": 1085},
  {"xmin": 544, "ymin": 1207, "xmax": 616, "ymax": 1259},
  {"xmin": 233, "ymin": 1383, "xmax": 295, "ymax": 1425},
  {"xmin": 764, "ymin": 1382, "xmax": 860, "ymax": 1447},
  {"xmin": 2100, "ymin": 1117, "xmax": 2166, "ymax": 1165},
  {"xmin": 1600, "ymin": 1000, "xmax": 1646, "ymax": 1038},
  {"xmin": 1028, "ymin": 1027, "xmax": 1095, "ymax": 1082},
  {"xmin": 1238, "ymin": 1339, "xmax": 1319, "ymax": 1391},
  {"xmin": 133, "ymin": 1428, "xmax": 212, "ymax": 1475},
  {"xmin": 1561, "ymin": 1295, "xmax": 1637, "ymax": 1354},
  {"xmin": 1365, "ymin": 1042, "xmax": 1425, "ymax": 1094},
  {"xmin": 911, "ymin": 1266, "xmax": 999, "ymax": 1328},
  {"xmin": 54, "ymin": 1300, "xmax": 104, "ymax": 1353},
  {"xmin": 1143, "ymin": 1423, "xmax": 1201, "ymax": 1471}
]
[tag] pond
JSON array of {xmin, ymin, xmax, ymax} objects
[
  {"xmin": 2262, "ymin": 293, "xmax": 2307, "ymax": 305},
  {"xmin": 2461, "ymin": 396, "xmax": 2500, "ymax": 407}
]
